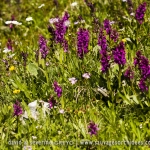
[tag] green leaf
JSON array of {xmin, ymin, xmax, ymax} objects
[{"xmin": 27, "ymin": 63, "xmax": 38, "ymax": 77}]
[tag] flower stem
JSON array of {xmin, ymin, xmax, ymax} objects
[{"xmin": 118, "ymin": 65, "xmax": 122, "ymax": 89}]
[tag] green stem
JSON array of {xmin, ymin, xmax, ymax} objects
[
  {"xmin": 106, "ymin": 71, "xmax": 111, "ymax": 91},
  {"xmin": 118, "ymin": 65, "xmax": 122, "ymax": 89}
]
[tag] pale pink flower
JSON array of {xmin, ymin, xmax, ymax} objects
[{"xmin": 82, "ymin": 73, "xmax": 91, "ymax": 79}]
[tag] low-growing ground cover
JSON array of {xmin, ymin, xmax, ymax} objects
[{"xmin": 0, "ymin": 0, "xmax": 150, "ymax": 149}]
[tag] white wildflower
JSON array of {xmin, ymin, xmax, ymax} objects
[
  {"xmin": 59, "ymin": 109, "xmax": 65, "ymax": 114},
  {"xmin": 46, "ymin": 62, "xmax": 50, "ymax": 66},
  {"xmin": 22, "ymin": 100, "xmax": 38, "ymax": 120},
  {"xmin": 26, "ymin": 17, "xmax": 33, "ymax": 22},
  {"xmin": 69, "ymin": 77, "xmax": 77, "ymax": 85},
  {"xmin": 3, "ymin": 47, "xmax": 11, "ymax": 53},
  {"xmin": 130, "ymin": 13, "xmax": 135, "ymax": 16},
  {"xmin": 5, "ymin": 20, "xmax": 22, "ymax": 25},
  {"xmin": 82, "ymin": 73, "xmax": 91, "ymax": 79}
]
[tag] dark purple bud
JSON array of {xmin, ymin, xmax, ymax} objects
[
  {"xmin": 135, "ymin": 2, "xmax": 147, "ymax": 24},
  {"xmin": 53, "ymin": 81, "xmax": 62, "ymax": 98},
  {"xmin": 139, "ymin": 78, "xmax": 148, "ymax": 92},
  {"xmin": 88, "ymin": 121, "xmax": 99, "ymax": 136},
  {"xmin": 124, "ymin": 67, "xmax": 134, "ymax": 79},
  {"xmin": 39, "ymin": 35, "xmax": 49, "ymax": 59},
  {"xmin": 103, "ymin": 19, "xmax": 111, "ymax": 35},
  {"xmin": 7, "ymin": 39, "xmax": 12, "ymax": 50},
  {"xmin": 113, "ymin": 41, "xmax": 126, "ymax": 65},
  {"xmin": 110, "ymin": 29, "xmax": 119, "ymax": 42},
  {"xmin": 48, "ymin": 97, "xmax": 57, "ymax": 109},
  {"xmin": 77, "ymin": 28, "xmax": 89, "ymax": 59},
  {"xmin": 13, "ymin": 101, "xmax": 23, "ymax": 116}
]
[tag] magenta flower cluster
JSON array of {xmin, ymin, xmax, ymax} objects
[
  {"xmin": 103, "ymin": 19, "xmax": 111, "ymax": 35},
  {"xmin": 39, "ymin": 35, "xmax": 49, "ymax": 59},
  {"xmin": 54, "ymin": 12, "xmax": 69, "ymax": 43},
  {"xmin": 88, "ymin": 121, "xmax": 99, "ymax": 136},
  {"xmin": 49, "ymin": 97, "xmax": 57, "ymax": 108},
  {"xmin": 103, "ymin": 19, "xmax": 119, "ymax": 42},
  {"xmin": 113, "ymin": 41, "xmax": 126, "ymax": 65},
  {"xmin": 7, "ymin": 39, "xmax": 12, "ymax": 50},
  {"xmin": 98, "ymin": 28, "xmax": 110, "ymax": 73},
  {"xmin": 124, "ymin": 66, "xmax": 134, "ymax": 79},
  {"xmin": 53, "ymin": 81, "xmax": 62, "ymax": 98},
  {"xmin": 135, "ymin": 2, "xmax": 147, "ymax": 24},
  {"xmin": 13, "ymin": 101, "xmax": 23, "ymax": 116},
  {"xmin": 134, "ymin": 50, "xmax": 150, "ymax": 91},
  {"xmin": 110, "ymin": 29, "xmax": 119, "ymax": 42},
  {"xmin": 77, "ymin": 28, "xmax": 89, "ymax": 59}
]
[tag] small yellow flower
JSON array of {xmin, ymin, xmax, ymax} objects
[
  {"xmin": 13, "ymin": 89, "xmax": 20, "ymax": 94},
  {"xmin": 9, "ymin": 66, "xmax": 15, "ymax": 71},
  {"xmin": 122, "ymin": 39, "xmax": 126, "ymax": 43}
]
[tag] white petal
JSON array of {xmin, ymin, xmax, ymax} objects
[
  {"xmin": 26, "ymin": 17, "xmax": 33, "ymax": 21},
  {"xmin": 3, "ymin": 48, "xmax": 11, "ymax": 53},
  {"xmin": 5, "ymin": 21, "xmax": 12, "ymax": 24},
  {"xmin": 28, "ymin": 100, "xmax": 37, "ymax": 110},
  {"xmin": 12, "ymin": 21, "xmax": 22, "ymax": 25}
]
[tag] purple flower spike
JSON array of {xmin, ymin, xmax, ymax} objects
[
  {"xmin": 77, "ymin": 28, "xmax": 89, "ymax": 59},
  {"xmin": 13, "ymin": 101, "xmax": 23, "ymax": 116},
  {"xmin": 53, "ymin": 81, "xmax": 62, "ymax": 98},
  {"xmin": 113, "ymin": 41, "xmax": 126, "ymax": 65},
  {"xmin": 54, "ymin": 12, "xmax": 70, "ymax": 44},
  {"xmin": 98, "ymin": 28, "xmax": 110, "ymax": 73},
  {"xmin": 7, "ymin": 39, "xmax": 12, "ymax": 50},
  {"xmin": 124, "ymin": 67, "xmax": 134, "ymax": 79},
  {"xmin": 135, "ymin": 2, "xmax": 147, "ymax": 24},
  {"xmin": 110, "ymin": 29, "xmax": 119, "ymax": 42},
  {"xmin": 134, "ymin": 50, "xmax": 150, "ymax": 91},
  {"xmin": 139, "ymin": 78, "xmax": 148, "ymax": 92},
  {"xmin": 49, "ymin": 97, "xmax": 57, "ymax": 109},
  {"xmin": 88, "ymin": 121, "xmax": 99, "ymax": 136},
  {"xmin": 100, "ymin": 49, "xmax": 110, "ymax": 73},
  {"xmin": 103, "ymin": 19, "xmax": 111, "ymax": 35},
  {"xmin": 134, "ymin": 50, "xmax": 150, "ymax": 79},
  {"xmin": 39, "ymin": 35, "xmax": 49, "ymax": 59}
]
